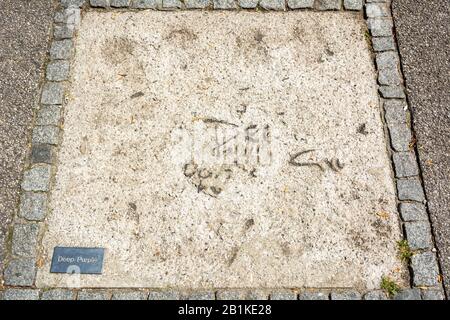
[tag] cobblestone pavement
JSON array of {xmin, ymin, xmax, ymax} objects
[
  {"xmin": 392, "ymin": 0, "xmax": 450, "ymax": 295},
  {"xmin": 0, "ymin": 0, "xmax": 54, "ymax": 279},
  {"xmin": 0, "ymin": 0, "xmax": 447, "ymax": 300}
]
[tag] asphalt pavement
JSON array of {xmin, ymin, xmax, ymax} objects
[{"xmin": 392, "ymin": 0, "xmax": 450, "ymax": 296}]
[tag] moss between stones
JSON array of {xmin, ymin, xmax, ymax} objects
[
  {"xmin": 398, "ymin": 239, "xmax": 413, "ymax": 262},
  {"xmin": 381, "ymin": 276, "xmax": 401, "ymax": 298}
]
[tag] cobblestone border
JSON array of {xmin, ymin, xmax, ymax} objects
[{"xmin": 0, "ymin": 0, "xmax": 445, "ymax": 300}]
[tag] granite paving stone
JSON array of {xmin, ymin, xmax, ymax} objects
[
  {"xmin": 41, "ymin": 289, "xmax": 76, "ymax": 300},
  {"xmin": 50, "ymin": 40, "xmax": 74, "ymax": 60},
  {"xmin": 77, "ymin": 290, "xmax": 111, "ymax": 300},
  {"xmin": 388, "ymin": 125, "xmax": 412, "ymax": 152},
  {"xmin": 61, "ymin": 0, "xmax": 87, "ymax": 7},
  {"xmin": 299, "ymin": 291, "xmax": 329, "ymax": 300},
  {"xmin": 399, "ymin": 202, "xmax": 428, "ymax": 222},
  {"xmin": 270, "ymin": 290, "xmax": 297, "ymax": 300},
  {"xmin": 31, "ymin": 144, "xmax": 55, "ymax": 164},
  {"xmin": 393, "ymin": 288, "xmax": 421, "ymax": 300},
  {"xmin": 32, "ymin": 126, "xmax": 60, "ymax": 145},
  {"xmin": 19, "ymin": 192, "xmax": 48, "ymax": 221},
  {"xmin": 411, "ymin": 252, "xmax": 440, "ymax": 287},
  {"xmin": 343, "ymin": 0, "xmax": 362, "ymax": 11},
  {"xmin": 21, "ymin": 165, "xmax": 51, "ymax": 192},
  {"xmin": 46, "ymin": 61, "xmax": 70, "ymax": 82},
  {"xmin": 11, "ymin": 223, "xmax": 40, "ymax": 257},
  {"xmin": 2, "ymin": 289, "xmax": 40, "ymax": 300},
  {"xmin": 421, "ymin": 289, "xmax": 445, "ymax": 300},
  {"xmin": 393, "ymin": 152, "xmax": 419, "ymax": 178},
  {"xmin": 110, "ymin": 0, "xmax": 131, "ymax": 7},
  {"xmin": 131, "ymin": 0, "xmax": 161, "ymax": 8},
  {"xmin": 372, "ymin": 37, "xmax": 395, "ymax": 52},
  {"xmin": 287, "ymin": 0, "xmax": 314, "ymax": 9},
  {"xmin": 316, "ymin": 0, "xmax": 341, "ymax": 10},
  {"xmin": 365, "ymin": 3, "xmax": 389, "ymax": 18},
  {"xmin": 213, "ymin": 0, "xmax": 237, "ymax": 9},
  {"xmin": 216, "ymin": 290, "xmax": 251, "ymax": 300},
  {"xmin": 379, "ymin": 85, "xmax": 406, "ymax": 99},
  {"xmin": 111, "ymin": 291, "xmax": 149, "ymax": 300},
  {"xmin": 163, "ymin": 0, "xmax": 184, "ymax": 8},
  {"xmin": 404, "ymin": 221, "xmax": 432, "ymax": 250},
  {"xmin": 3, "ymin": 258, "xmax": 36, "ymax": 286},
  {"xmin": 40, "ymin": 82, "xmax": 65, "ymax": 105},
  {"xmin": 259, "ymin": 0, "xmax": 285, "ymax": 10},
  {"xmin": 54, "ymin": 25, "xmax": 75, "ymax": 40},
  {"xmin": 148, "ymin": 290, "xmax": 181, "ymax": 300},
  {"xmin": 185, "ymin": 0, "xmax": 211, "ymax": 8},
  {"xmin": 91, "ymin": 0, "xmax": 110, "ymax": 7},
  {"xmin": 363, "ymin": 290, "xmax": 387, "ymax": 300},
  {"xmin": 383, "ymin": 99, "xmax": 409, "ymax": 126},
  {"xmin": 330, "ymin": 291, "xmax": 362, "ymax": 300},
  {"xmin": 36, "ymin": 105, "xmax": 62, "ymax": 126},
  {"xmin": 397, "ymin": 179, "xmax": 425, "ymax": 202},
  {"xmin": 367, "ymin": 18, "xmax": 393, "ymax": 37},
  {"xmin": 185, "ymin": 291, "xmax": 215, "ymax": 300}
]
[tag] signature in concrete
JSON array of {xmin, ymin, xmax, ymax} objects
[
  {"xmin": 289, "ymin": 149, "xmax": 344, "ymax": 172},
  {"xmin": 190, "ymin": 117, "xmax": 273, "ymax": 167}
]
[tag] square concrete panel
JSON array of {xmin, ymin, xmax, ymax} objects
[{"xmin": 36, "ymin": 11, "xmax": 407, "ymax": 289}]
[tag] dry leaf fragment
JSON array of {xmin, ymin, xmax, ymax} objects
[{"xmin": 377, "ymin": 211, "xmax": 390, "ymax": 219}]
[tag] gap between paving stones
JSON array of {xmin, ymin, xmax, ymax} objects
[{"xmin": 0, "ymin": 0, "xmax": 444, "ymax": 300}]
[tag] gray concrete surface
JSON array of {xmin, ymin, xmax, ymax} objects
[
  {"xmin": 392, "ymin": 0, "xmax": 450, "ymax": 296},
  {"xmin": 0, "ymin": 0, "xmax": 54, "ymax": 280},
  {"xmin": 36, "ymin": 10, "xmax": 406, "ymax": 290}
]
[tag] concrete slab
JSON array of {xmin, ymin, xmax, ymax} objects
[{"xmin": 36, "ymin": 10, "xmax": 407, "ymax": 289}]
